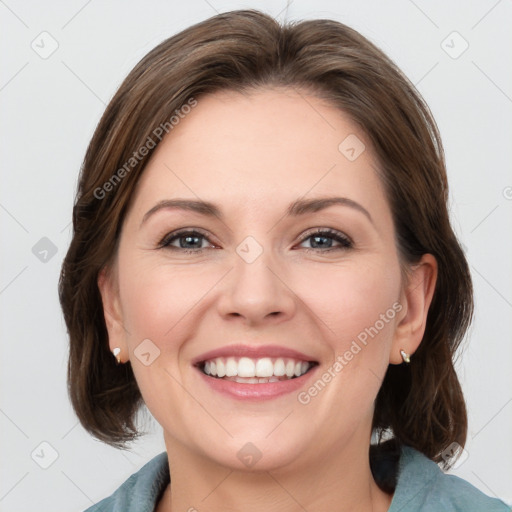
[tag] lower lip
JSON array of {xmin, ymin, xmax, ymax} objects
[{"xmin": 196, "ymin": 366, "xmax": 319, "ymax": 401}]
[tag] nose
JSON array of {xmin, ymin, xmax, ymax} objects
[{"xmin": 216, "ymin": 246, "xmax": 297, "ymax": 326}]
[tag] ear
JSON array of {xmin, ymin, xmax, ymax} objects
[
  {"xmin": 389, "ymin": 254, "xmax": 438, "ymax": 364},
  {"xmin": 97, "ymin": 266, "xmax": 129, "ymax": 363}
]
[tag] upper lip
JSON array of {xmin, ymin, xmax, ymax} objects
[{"xmin": 192, "ymin": 344, "xmax": 318, "ymax": 365}]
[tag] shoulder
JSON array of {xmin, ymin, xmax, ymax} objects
[
  {"xmin": 389, "ymin": 445, "xmax": 510, "ymax": 512},
  {"xmin": 83, "ymin": 452, "xmax": 169, "ymax": 512}
]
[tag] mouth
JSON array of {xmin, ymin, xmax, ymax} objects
[
  {"xmin": 192, "ymin": 344, "xmax": 320, "ymax": 400},
  {"xmin": 197, "ymin": 356, "xmax": 318, "ymax": 384}
]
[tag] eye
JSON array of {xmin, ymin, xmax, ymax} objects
[
  {"xmin": 159, "ymin": 229, "xmax": 215, "ymax": 253},
  {"xmin": 297, "ymin": 228, "xmax": 353, "ymax": 252},
  {"xmin": 158, "ymin": 228, "xmax": 352, "ymax": 254}
]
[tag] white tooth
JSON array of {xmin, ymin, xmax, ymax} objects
[
  {"xmin": 216, "ymin": 358, "xmax": 226, "ymax": 377},
  {"xmin": 204, "ymin": 361, "xmax": 211, "ymax": 375},
  {"xmin": 273, "ymin": 358, "xmax": 286, "ymax": 376},
  {"xmin": 269, "ymin": 376, "xmax": 279, "ymax": 382},
  {"xmin": 210, "ymin": 361, "xmax": 217, "ymax": 376},
  {"xmin": 255, "ymin": 357, "xmax": 273, "ymax": 377},
  {"xmin": 285, "ymin": 360, "xmax": 295, "ymax": 377},
  {"xmin": 294, "ymin": 362, "xmax": 302, "ymax": 377},
  {"xmin": 238, "ymin": 357, "xmax": 256, "ymax": 377},
  {"xmin": 258, "ymin": 377, "xmax": 269, "ymax": 383},
  {"xmin": 235, "ymin": 377, "xmax": 258, "ymax": 384},
  {"xmin": 301, "ymin": 361, "xmax": 309, "ymax": 375},
  {"xmin": 225, "ymin": 357, "xmax": 237, "ymax": 377}
]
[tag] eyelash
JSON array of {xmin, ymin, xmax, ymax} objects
[
  {"xmin": 158, "ymin": 228, "xmax": 353, "ymax": 254},
  {"xmin": 298, "ymin": 228, "xmax": 353, "ymax": 252}
]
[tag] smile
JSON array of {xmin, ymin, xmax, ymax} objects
[
  {"xmin": 200, "ymin": 356, "xmax": 316, "ymax": 383},
  {"xmin": 193, "ymin": 344, "xmax": 320, "ymax": 399}
]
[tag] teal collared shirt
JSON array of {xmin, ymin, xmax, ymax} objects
[{"xmin": 84, "ymin": 446, "xmax": 510, "ymax": 511}]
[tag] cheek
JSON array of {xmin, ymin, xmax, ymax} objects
[
  {"xmin": 291, "ymin": 259, "xmax": 401, "ymax": 347},
  {"xmin": 116, "ymin": 262, "xmax": 220, "ymax": 432},
  {"xmin": 118, "ymin": 260, "xmax": 220, "ymax": 341},
  {"xmin": 287, "ymin": 260, "xmax": 402, "ymax": 450},
  {"xmin": 291, "ymin": 258, "xmax": 402, "ymax": 418}
]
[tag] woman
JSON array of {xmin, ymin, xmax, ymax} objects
[{"xmin": 59, "ymin": 9, "xmax": 510, "ymax": 512}]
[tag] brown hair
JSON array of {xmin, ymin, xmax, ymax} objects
[{"xmin": 59, "ymin": 9, "xmax": 472, "ymax": 473}]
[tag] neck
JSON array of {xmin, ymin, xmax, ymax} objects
[{"xmin": 157, "ymin": 434, "xmax": 393, "ymax": 512}]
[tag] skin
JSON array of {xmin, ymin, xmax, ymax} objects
[{"xmin": 99, "ymin": 88, "xmax": 437, "ymax": 512}]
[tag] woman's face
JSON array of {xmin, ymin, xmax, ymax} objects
[{"xmin": 102, "ymin": 88, "xmax": 426, "ymax": 472}]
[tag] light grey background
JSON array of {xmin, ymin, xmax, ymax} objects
[{"xmin": 1, "ymin": 0, "xmax": 511, "ymax": 510}]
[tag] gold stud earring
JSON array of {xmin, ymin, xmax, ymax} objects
[
  {"xmin": 400, "ymin": 349, "xmax": 411, "ymax": 364},
  {"xmin": 113, "ymin": 347, "xmax": 121, "ymax": 364}
]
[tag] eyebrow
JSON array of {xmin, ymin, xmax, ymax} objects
[
  {"xmin": 141, "ymin": 196, "xmax": 373, "ymax": 226},
  {"xmin": 141, "ymin": 199, "xmax": 222, "ymax": 226},
  {"xmin": 287, "ymin": 197, "xmax": 373, "ymax": 223}
]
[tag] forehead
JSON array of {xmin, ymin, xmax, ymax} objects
[{"xmin": 129, "ymin": 88, "xmax": 388, "ymax": 221}]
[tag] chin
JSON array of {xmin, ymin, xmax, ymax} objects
[{"xmin": 197, "ymin": 423, "xmax": 316, "ymax": 471}]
